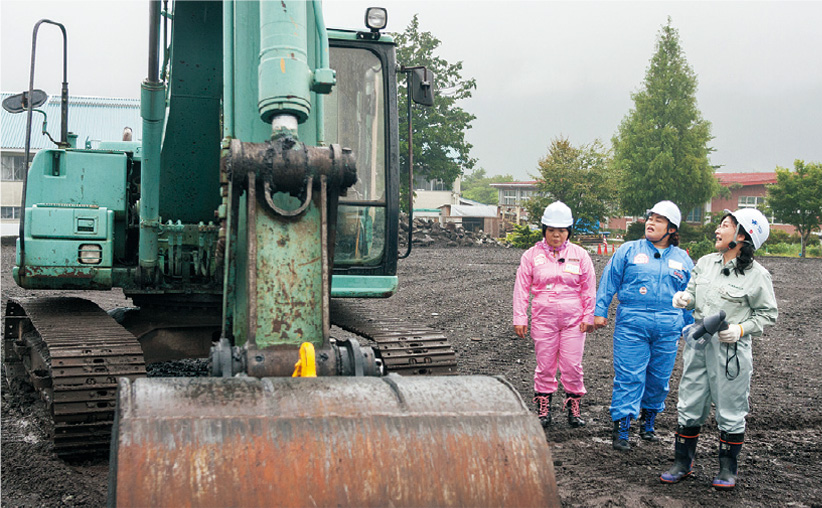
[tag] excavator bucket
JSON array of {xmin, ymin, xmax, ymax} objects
[{"xmin": 109, "ymin": 375, "xmax": 559, "ymax": 507}]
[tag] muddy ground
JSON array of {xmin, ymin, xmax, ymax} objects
[{"xmin": 2, "ymin": 241, "xmax": 821, "ymax": 507}]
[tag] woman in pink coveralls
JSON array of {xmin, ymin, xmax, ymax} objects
[{"xmin": 514, "ymin": 201, "xmax": 597, "ymax": 428}]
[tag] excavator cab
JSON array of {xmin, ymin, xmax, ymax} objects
[
  {"xmin": 3, "ymin": 2, "xmax": 559, "ymax": 506},
  {"xmin": 328, "ymin": 41, "xmax": 395, "ymax": 273}
]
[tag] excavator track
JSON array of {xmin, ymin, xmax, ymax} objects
[
  {"xmin": 3, "ymin": 297, "xmax": 146, "ymax": 458},
  {"xmin": 330, "ymin": 300, "xmax": 457, "ymax": 375}
]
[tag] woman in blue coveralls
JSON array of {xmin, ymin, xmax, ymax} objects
[{"xmin": 594, "ymin": 200, "xmax": 694, "ymax": 451}]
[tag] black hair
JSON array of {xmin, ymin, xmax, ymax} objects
[
  {"xmin": 721, "ymin": 213, "xmax": 754, "ymax": 275},
  {"xmin": 542, "ymin": 224, "xmax": 573, "ymax": 239},
  {"xmin": 668, "ymin": 227, "xmax": 680, "ymax": 247}
]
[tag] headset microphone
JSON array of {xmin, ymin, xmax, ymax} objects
[
  {"xmin": 727, "ymin": 222, "xmax": 742, "ymax": 250},
  {"xmin": 722, "ymin": 268, "xmax": 731, "ymax": 276},
  {"xmin": 654, "ymin": 252, "xmax": 661, "ymax": 259}
]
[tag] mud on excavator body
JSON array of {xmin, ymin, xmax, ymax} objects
[{"xmin": 3, "ymin": 1, "xmax": 559, "ymax": 506}]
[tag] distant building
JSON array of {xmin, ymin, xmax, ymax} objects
[
  {"xmin": 712, "ymin": 172, "xmax": 793, "ymax": 233},
  {"xmin": 438, "ymin": 201, "xmax": 500, "ymax": 237},
  {"xmin": 712, "ymin": 172, "xmax": 775, "ymax": 216},
  {"xmin": 1, "ymin": 93, "xmax": 142, "ymax": 236},
  {"xmin": 413, "ymin": 174, "xmax": 461, "ymax": 218},
  {"xmin": 489, "ymin": 173, "xmax": 795, "ymax": 234},
  {"xmin": 489, "ymin": 181, "xmax": 541, "ymax": 227}
]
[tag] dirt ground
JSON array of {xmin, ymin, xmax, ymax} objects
[{"xmin": 2, "ymin": 241, "xmax": 821, "ymax": 507}]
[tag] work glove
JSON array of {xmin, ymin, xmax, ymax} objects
[
  {"xmin": 672, "ymin": 291, "xmax": 692, "ymax": 309},
  {"xmin": 718, "ymin": 324, "xmax": 743, "ymax": 343}
]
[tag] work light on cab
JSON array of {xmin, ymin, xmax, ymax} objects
[{"xmin": 365, "ymin": 7, "xmax": 387, "ymax": 31}]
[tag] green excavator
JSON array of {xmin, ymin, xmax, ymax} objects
[{"xmin": 2, "ymin": 2, "xmax": 559, "ymax": 506}]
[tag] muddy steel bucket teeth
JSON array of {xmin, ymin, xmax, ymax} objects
[{"xmin": 109, "ymin": 375, "xmax": 559, "ymax": 507}]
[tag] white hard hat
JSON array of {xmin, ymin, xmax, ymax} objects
[
  {"xmin": 728, "ymin": 208, "xmax": 770, "ymax": 250},
  {"xmin": 648, "ymin": 200, "xmax": 682, "ymax": 228},
  {"xmin": 541, "ymin": 201, "xmax": 573, "ymax": 228}
]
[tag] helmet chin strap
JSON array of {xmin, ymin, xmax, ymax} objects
[
  {"xmin": 653, "ymin": 226, "xmax": 674, "ymax": 245},
  {"xmin": 724, "ymin": 223, "xmax": 745, "ymax": 251}
]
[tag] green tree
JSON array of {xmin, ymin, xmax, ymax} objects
[
  {"xmin": 461, "ymin": 168, "xmax": 515, "ymax": 205},
  {"xmin": 525, "ymin": 137, "xmax": 617, "ymax": 231},
  {"xmin": 394, "ymin": 15, "xmax": 477, "ymax": 190},
  {"xmin": 765, "ymin": 160, "xmax": 822, "ymax": 257},
  {"xmin": 505, "ymin": 224, "xmax": 544, "ymax": 249},
  {"xmin": 612, "ymin": 18, "xmax": 718, "ymax": 216}
]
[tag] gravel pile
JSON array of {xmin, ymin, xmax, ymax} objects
[{"xmin": 399, "ymin": 215, "xmax": 508, "ymax": 248}]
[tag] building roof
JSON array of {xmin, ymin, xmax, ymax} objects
[
  {"xmin": 489, "ymin": 181, "xmax": 539, "ymax": 189},
  {"xmin": 458, "ymin": 197, "xmax": 488, "ymax": 206},
  {"xmin": 715, "ymin": 172, "xmax": 776, "ymax": 186},
  {"xmin": 1, "ymin": 92, "xmax": 141, "ymax": 150}
]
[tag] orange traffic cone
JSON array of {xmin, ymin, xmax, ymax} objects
[{"xmin": 597, "ymin": 244, "xmax": 603, "ymax": 255}]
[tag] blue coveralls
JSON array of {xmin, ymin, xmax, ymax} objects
[{"xmin": 595, "ymin": 239, "xmax": 694, "ymax": 421}]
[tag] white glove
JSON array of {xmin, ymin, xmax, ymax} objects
[
  {"xmin": 718, "ymin": 324, "xmax": 743, "ymax": 343},
  {"xmin": 672, "ymin": 291, "xmax": 692, "ymax": 309}
]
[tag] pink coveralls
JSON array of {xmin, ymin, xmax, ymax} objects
[{"xmin": 514, "ymin": 240, "xmax": 596, "ymax": 395}]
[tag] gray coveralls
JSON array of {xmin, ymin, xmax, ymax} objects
[{"xmin": 676, "ymin": 253, "xmax": 778, "ymax": 433}]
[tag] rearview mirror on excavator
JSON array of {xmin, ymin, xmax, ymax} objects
[
  {"xmin": 409, "ymin": 67, "xmax": 435, "ymax": 106},
  {"xmin": 2, "ymin": 89, "xmax": 48, "ymax": 114}
]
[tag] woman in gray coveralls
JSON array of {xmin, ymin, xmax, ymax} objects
[{"xmin": 660, "ymin": 208, "xmax": 778, "ymax": 490}]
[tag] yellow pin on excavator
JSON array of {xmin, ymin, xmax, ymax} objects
[{"xmin": 3, "ymin": 1, "xmax": 559, "ymax": 506}]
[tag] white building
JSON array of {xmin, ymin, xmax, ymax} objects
[
  {"xmin": 413, "ymin": 174, "xmax": 461, "ymax": 218},
  {"xmin": 489, "ymin": 180, "xmax": 541, "ymax": 226}
]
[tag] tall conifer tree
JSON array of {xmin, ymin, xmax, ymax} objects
[{"xmin": 613, "ymin": 18, "xmax": 718, "ymax": 217}]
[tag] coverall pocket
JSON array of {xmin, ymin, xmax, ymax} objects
[
  {"xmin": 669, "ymin": 270, "xmax": 688, "ymax": 291},
  {"xmin": 720, "ymin": 288, "xmax": 747, "ymax": 304}
]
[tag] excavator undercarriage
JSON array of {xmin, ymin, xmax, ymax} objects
[{"xmin": 3, "ymin": 297, "xmax": 146, "ymax": 457}]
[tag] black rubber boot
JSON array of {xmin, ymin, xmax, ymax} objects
[
  {"xmin": 612, "ymin": 416, "xmax": 631, "ymax": 451},
  {"xmin": 533, "ymin": 392, "xmax": 553, "ymax": 428},
  {"xmin": 640, "ymin": 408, "xmax": 659, "ymax": 441},
  {"xmin": 660, "ymin": 426, "xmax": 700, "ymax": 483},
  {"xmin": 712, "ymin": 431, "xmax": 744, "ymax": 490},
  {"xmin": 564, "ymin": 394, "xmax": 586, "ymax": 428}
]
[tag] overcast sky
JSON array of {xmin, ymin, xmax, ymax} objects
[{"xmin": 3, "ymin": 1, "xmax": 821, "ymax": 180}]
